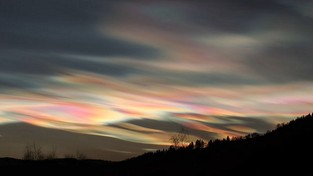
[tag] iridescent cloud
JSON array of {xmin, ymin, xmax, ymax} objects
[{"xmin": 0, "ymin": 0, "xmax": 312, "ymax": 160}]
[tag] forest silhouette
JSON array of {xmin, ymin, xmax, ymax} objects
[{"xmin": 1, "ymin": 113, "xmax": 313, "ymax": 175}]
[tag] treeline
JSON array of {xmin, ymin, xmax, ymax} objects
[
  {"xmin": 1, "ymin": 113, "xmax": 313, "ymax": 176},
  {"xmin": 135, "ymin": 113, "xmax": 313, "ymax": 155},
  {"xmin": 120, "ymin": 113, "xmax": 313, "ymax": 176},
  {"xmin": 22, "ymin": 143, "xmax": 86, "ymax": 160}
]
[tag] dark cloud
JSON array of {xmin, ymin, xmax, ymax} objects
[
  {"xmin": 171, "ymin": 112, "xmax": 274, "ymax": 136},
  {"xmin": 0, "ymin": 51, "xmax": 59, "ymax": 75},
  {"xmin": 247, "ymin": 46, "xmax": 313, "ymax": 83},
  {"xmin": 186, "ymin": 0, "xmax": 282, "ymax": 33},
  {"xmin": 0, "ymin": 51, "xmax": 142, "ymax": 91},
  {"xmin": 0, "ymin": 50, "xmax": 142, "ymax": 76},
  {"xmin": 0, "ymin": 0, "xmax": 159, "ymax": 58},
  {"xmin": 0, "ymin": 0, "xmax": 159, "ymax": 82},
  {"xmin": 110, "ymin": 0, "xmax": 313, "ymax": 84},
  {"xmin": 0, "ymin": 74, "xmax": 40, "ymax": 90},
  {"xmin": 163, "ymin": 72, "xmax": 261, "ymax": 86},
  {"xmin": 0, "ymin": 0, "xmax": 312, "ymax": 161},
  {"xmin": 213, "ymin": 116, "xmax": 275, "ymax": 134},
  {"xmin": 0, "ymin": 26, "xmax": 159, "ymax": 58},
  {"xmin": 125, "ymin": 115, "xmax": 274, "ymax": 141},
  {"xmin": 0, "ymin": 0, "xmax": 109, "ymax": 23},
  {"xmin": 139, "ymin": 0, "xmax": 307, "ymax": 34},
  {"xmin": 0, "ymin": 50, "xmax": 143, "ymax": 90},
  {"xmin": 0, "ymin": 123, "xmax": 165, "ymax": 161},
  {"xmin": 0, "ymin": 0, "xmax": 312, "ymax": 85},
  {"xmin": 127, "ymin": 119, "xmax": 218, "ymax": 140}
]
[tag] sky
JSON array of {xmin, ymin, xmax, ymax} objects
[{"xmin": 0, "ymin": 0, "xmax": 313, "ymax": 160}]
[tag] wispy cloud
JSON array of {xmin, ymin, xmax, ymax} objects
[{"xmin": 0, "ymin": 0, "xmax": 312, "ymax": 159}]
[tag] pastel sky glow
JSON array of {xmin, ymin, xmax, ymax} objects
[{"xmin": 0, "ymin": 0, "xmax": 312, "ymax": 160}]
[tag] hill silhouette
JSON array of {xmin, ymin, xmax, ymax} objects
[{"xmin": 1, "ymin": 113, "xmax": 313, "ymax": 175}]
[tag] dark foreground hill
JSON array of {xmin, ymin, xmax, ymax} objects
[{"xmin": 1, "ymin": 113, "xmax": 313, "ymax": 176}]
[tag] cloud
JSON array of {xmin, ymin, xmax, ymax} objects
[
  {"xmin": 0, "ymin": 122, "xmax": 166, "ymax": 160},
  {"xmin": 104, "ymin": 0, "xmax": 313, "ymax": 85},
  {"xmin": 0, "ymin": 71, "xmax": 312, "ymax": 147},
  {"xmin": 126, "ymin": 118, "xmax": 216, "ymax": 140},
  {"xmin": 0, "ymin": 51, "xmax": 145, "ymax": 90},
  {"xmin": 247, "ymin": 46, "xmax": 313, "ymax": 82},
  {"xmin": 0, "ymin": 0, "xmax": 159, "ymax": 58},
  {"xmin": 169, "ymin": 112, "xmax": 275, "ymax": 136},
  {"xmin": 0, "ymin": 0, "xmax": 312, "ymax": 160},
  {"xmin": 0, "ymin": 74, "xmax": 40, "ymax": 90},
  {"xmin": 0, "ymin": 0, "xmax": 160, "ymax": 82}
]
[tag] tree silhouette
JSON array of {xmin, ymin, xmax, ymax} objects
[
  {"xmin": 195, "ymin": 139, "xmax": 205, "ymax": 149},
  {"xmin": 64, "ymin": 151, "xmax": 87, "ymax": 160},
  {"xmin": 187, "ymin": 142, "xmax": 194, "ymax": 150},
  {"xmin": 170, "ymin": 127, "xmax": 189, "ymax": 148},
  {"xmin": 46, "ymin": 146, "xmax": 57, "ymax": 160},
  {"xmin": 23, "ymin": 143, "xmax": 44, "ymax": 160},
  {"xmin": 226, "ymin": 136, "xmax": 230, "ymax": 142},
  {"xmin": 3, "ymin": 113, "xmax": 313, "ymax": 176}
]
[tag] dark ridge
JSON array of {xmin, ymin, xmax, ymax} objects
[{"xmin": 1, "ymin": 113, "xmax": 313, "ymax": 176}]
